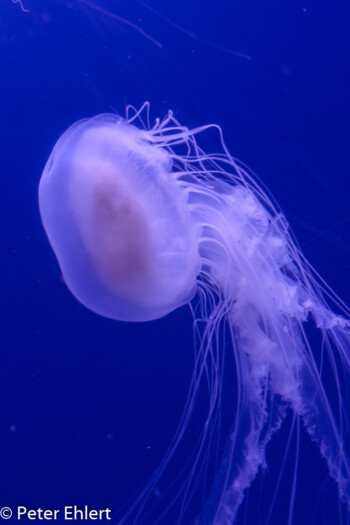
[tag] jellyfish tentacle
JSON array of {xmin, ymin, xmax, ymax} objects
[
  {"xmin": 137, "ymin": 0, "xmax": 251, "ymax": 60},
  {"xmin": 78, "ymin": 0, "xmax": 162, "ymax": 48},
  {"xmin": 297, "ymin": 323, "xmax": 350, "ymax": 508},
  {"xmin": 11, "ymin": 0, "xmax": 29, "ymax": 12},
  {"xmin": 193, "ymin": 368, "xmax": 287, "ymax": 525}
]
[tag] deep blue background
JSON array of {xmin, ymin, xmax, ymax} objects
[{"xmin": 1, "ymin": 1, "xmax": 350, "ymax": 523}]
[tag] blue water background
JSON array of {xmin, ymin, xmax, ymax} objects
[{"xmin": 2, "ymin": 1, "xmax": 350, "ymax": 523}]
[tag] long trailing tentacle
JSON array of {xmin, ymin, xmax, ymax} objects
[{"xmin": 11, "ymin": 0, "xmax": 29, "ymax": 13}]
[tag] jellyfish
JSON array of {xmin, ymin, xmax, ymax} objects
[{"xmin": 38, "ymin": 103, "xmax": 350, "ymax": 524}]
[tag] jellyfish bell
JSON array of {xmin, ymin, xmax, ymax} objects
[
  {"xmin": 39, "ymin": 113, "xmax": 201, "ymax": 322},
  {"xmin": 39, "ymin": 103, "xmax": 350, "ymax": 524}
]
